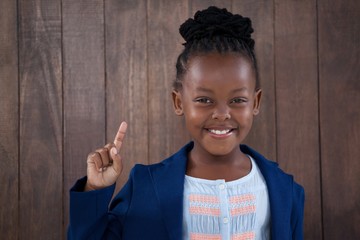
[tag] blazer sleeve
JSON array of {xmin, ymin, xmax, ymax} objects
[
  {"xmin": 67, "ymin": 172, "xmax": 134, "ymax": 240},
  {"xmin": 291, "ymin": 182, "xmax": 305, "ymax": 240}
]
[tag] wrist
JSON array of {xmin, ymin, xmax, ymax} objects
[{"xmin": 84, "ymin": 181, "xmax": 97, "ymax": 192}]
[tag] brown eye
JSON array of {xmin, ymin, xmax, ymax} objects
[
  {"xmin": 194, "ymin": 98, "xmax": 212, "ymax": 104},
  {"xmin": 230, "ymin": 98, "xmax": 247, "ymax": 104}
]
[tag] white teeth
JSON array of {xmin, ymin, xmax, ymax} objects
[{"xmin": 209, "ymin": 129, "xmax": 231, "ymax": 135}]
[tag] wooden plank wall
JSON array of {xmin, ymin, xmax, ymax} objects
[
  {"xmin": 0, "ymin": 0, "xmax": 359, "ymax": 239},
  {"xmin": 0, "ymin": 1, "xmax": 18, "ymax": 240},
  {"xmin": 18, "ymin": 0, "xmax": 63, "ymax": 239},
  {"xmin": 318, "ymin": 0, "xmax": 360, "ymax": 239}
]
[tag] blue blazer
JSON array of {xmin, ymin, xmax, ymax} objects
[{"xmin": 68, "ymin": 142, "xmax": 304, "ymax": 240}]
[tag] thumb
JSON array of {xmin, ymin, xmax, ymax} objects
[{"xmin": 110, "ymin": 147, "xmax": 123, "ymax": 175}]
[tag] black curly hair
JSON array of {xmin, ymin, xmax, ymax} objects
[{"xmin": 174, "ymin": 6, "xmax": 259, "ymax": 91}]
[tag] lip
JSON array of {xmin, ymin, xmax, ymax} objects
[
  {"xmin": 205, "ymin": 125, "xmax": 237, "ymax": 131},
  {"xmin": 204, "ymin": 126, "xmax": 237, "ymax": 138}
]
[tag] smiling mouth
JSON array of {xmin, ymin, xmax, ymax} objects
[{"xmin": 206, "ymin": 128, "xmax": 234, "ymax": 135}]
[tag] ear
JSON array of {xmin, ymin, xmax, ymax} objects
[
  {"xmin": 253, "ymin": 89, "xmax": 262, "ymax": 116},
  {"xmin": 172, "ymin": 90, "xmax": 184, "ymax": 116}
]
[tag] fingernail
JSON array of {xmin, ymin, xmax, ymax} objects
[{"xmin": 111, "ymin": 147, "xmax": 117, "ymax": 155}]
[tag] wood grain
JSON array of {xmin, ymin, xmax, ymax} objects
[
  {"xmin": 274, "ymin": 0, "xmax": 322, "ymax": 239},
  {"xmin": 0, "ymin": 0, "xmax": 18, "ymax": 239},
  {"xmin": 62, "ymin": 0, "xmax": 105, "ymax": 233},
  {"xmin": 318, "ymin": 0, "xmax": 360, "ymax": 238},
  {"xmin": 190, "ymin": 0, "xmax": 232, "ymax": 15},
  {"xmin": 18, "ymin": 0, "xmax": 63, "ymax": 238},
  {"xmin": 147, "ymin": 0, "xmax": 190, "ymax": 163},
  {"xmin": 233, "ymin": 0, "xmax": 277, "ymax": 161},
  {"xmin": 105, "ymin": 0, "xmax": 148, "ymax": 190}
]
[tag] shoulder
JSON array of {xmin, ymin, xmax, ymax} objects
[
  {"xmin": 241, "ymin": 144, "xmax": 304, "ymax": 188},
  {"xmin": 240, "ymin": 144, "xmax": 282, "ymax": 174}
]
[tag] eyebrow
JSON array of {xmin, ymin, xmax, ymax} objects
[
  {"xmin": 195, "ymin": 87, "xmax": 213, "ymax": 93},
  {"xmin": 195, "ymin": 87, "xmax": 248, "ymax": 93}
]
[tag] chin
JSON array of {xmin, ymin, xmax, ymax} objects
[
  {"xmin": 208, "ymin": 148, "xmax": 237, "ymax": 157},
  {"xmin": 202, "ymin": 141, "xmax": 240, "ymax": 157}
]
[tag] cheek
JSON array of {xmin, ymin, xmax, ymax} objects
[
  {"xmin": 185, "ymin": 109, "xmax": 203, "ymax": 124},
  {"xmin": 234, "ymin": 108, "xmax": 255, "ymax": 125},
  {"xmin": 183, "ymin": 107, "xmax": 210, "ymax": 128}
]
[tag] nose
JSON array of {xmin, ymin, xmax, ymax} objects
[{"xmin": 212, "ymin": 104, "xmax": 231, "ymax": 121}]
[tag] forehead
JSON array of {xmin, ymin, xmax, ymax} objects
[{"xmin": 183, "ymin": 53, "xmax": 256, "ymax": 91}]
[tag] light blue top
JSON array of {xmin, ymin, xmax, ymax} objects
[{"xmin": 182, "ymin": 156, "xmax": 270, "ymax": 240}]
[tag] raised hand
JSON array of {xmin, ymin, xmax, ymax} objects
[{"xmin": 85, "ymin": 122, "xmax": 128, "ymax": 191}]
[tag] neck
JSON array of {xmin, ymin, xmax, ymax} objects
[
  {"xmin": 189, "ymin": 142, "xmax": 246, "ymax": 166},
  {"xmin": 186, "ymin": 142, "xmax": 251, "ymax": 181}
]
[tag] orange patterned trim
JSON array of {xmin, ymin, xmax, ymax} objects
[
  {"xmin": 190, "ymin": 233, "xmax": 222, "ymax": 240},
  {"xmin": 189, "ymin": 206, "xmax": 221, "ymax": 216},
  {"xmin": 231, "ymin": 232, "xmax": 255, "ymax": 240},
  {"xmin": 229, "ymin": 194, "xmax": 255, "ymax": 204},
  {"xmin": 189, "ymin": 194, "xmax": 220, "ymax": 204},
  {"xmin": 230, "ymin": 205, "xmax": 256, "ymax": 216}
]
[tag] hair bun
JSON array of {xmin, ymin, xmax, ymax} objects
[{"xmin": 180, "ymin": 6, "xmax": 254, "ymax": 49}]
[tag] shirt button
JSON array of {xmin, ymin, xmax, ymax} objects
[
  {"xmin": 223, "ymin": 217, "xmax": 229, "ymax": 224},
  {"xmin": 219, "ymin": 184, "xmax": 225, "ymax": 190}
]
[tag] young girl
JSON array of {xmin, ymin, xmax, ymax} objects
[{"xmin": 68, "ymin": 6, "xmax": 304, "ymax": 240}]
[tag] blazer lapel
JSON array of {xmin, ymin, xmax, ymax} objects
[
  {"xmin": 148, "ymin": 143, "xmax": 192, "ymax": 240},
  {"xmin": 241, "ymin": 145, "xmax": 293, "ymax": 240}
]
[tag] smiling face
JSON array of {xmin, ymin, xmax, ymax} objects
[{"xmin": 172, "ymin": 53, "xmax": 261, "ymax": 159}]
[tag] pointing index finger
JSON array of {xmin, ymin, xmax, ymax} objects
[{"xmin": 114, "ymin": 121, "xmax": 127, "ymax": 151}]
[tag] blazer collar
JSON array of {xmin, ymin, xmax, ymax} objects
[
  {"xmin": 149, "ymin": 142, "xmax": 293, "ymax": 240},
  {"xmin": 148, "ymin": 143, "xmax": 192, "ymax": 240},
  {"xmin": 240, "ymin": 145, "xmax": 293, "ymax": 239}
]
